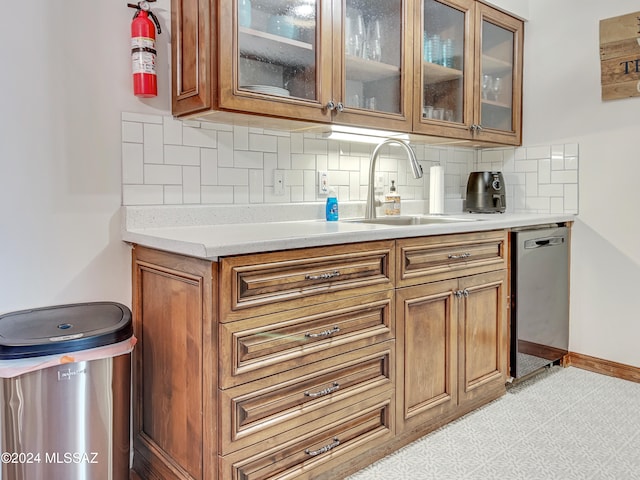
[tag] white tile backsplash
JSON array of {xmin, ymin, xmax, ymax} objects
[
  {"xmin": 476, "ymin": 144, "xmax": 579, "ymax": 214},
  {"xmin": 121, "ymin": 112, "xmax": 579, "ymax": 215}
]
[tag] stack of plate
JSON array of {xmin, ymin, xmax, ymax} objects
[{"xmin": 241, "ymin": 85, "xmax": 290, "ymax": 97}]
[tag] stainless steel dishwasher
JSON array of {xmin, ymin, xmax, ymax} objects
[{"xmin": 511, "ymin": 225, "xmax": 569, "ymax": 379}]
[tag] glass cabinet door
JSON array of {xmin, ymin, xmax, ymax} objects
[
  {"xmin": 237, "ymin": 0, "xmax": 317, "ymax": 100},
  {"xmin": 416, "ymin": 0, "xmax": 473, "ymax": 134},
  {"xmin": 219, "ymin": 0, "xmax": 332, "ymax": 122},
  {"xmin": 337, "ymin": 0, "xmax": 412, "ymax": 130},
  {"xmin": 414, "ymin": 0, "xmax": 474, "ymax": 136},
  {"xmin": 476, "ymin": 4, "xmax": 522, "ymax": 143}
]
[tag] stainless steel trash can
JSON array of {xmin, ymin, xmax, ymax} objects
[{"xmin": 0, "ymin": 302, "xmax": 134, "ymax": 480}]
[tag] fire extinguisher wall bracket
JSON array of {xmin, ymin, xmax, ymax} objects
[{"xmin": 128, "ymin": 1, "xmax": 161, "ymax": 98}]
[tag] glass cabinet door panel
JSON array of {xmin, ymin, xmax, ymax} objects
[
  {"xmin": 344, "ymin": 0, "xmax": 403, "ymax": 114},
  {"xmin": 237, "ymin": 0, "xmax": 319, "ymax": 102},
  {"xmin": 421, "ymin": 0, "xmax": 467, "ymax": 124},
  {"xmin": 480, "ymin": 18, "xmax": 514, "ymax": 132}
]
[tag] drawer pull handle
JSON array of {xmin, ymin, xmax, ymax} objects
[
  {"xmin": 305, "ymin": 270, "xmax": 341, "ymax": 281},
  {"xmin": 305, "ymin": 382, "xmax": 340, "ymax": 398},
  {"xmin": 448, "ymin": 252, "xmax": 471, "ymax": 259},
  {"xmin": 305, "ymin": 438, "xmax": 340, "ymax": 457},
  {"xmin": 305, "ymin": 326, "xmax": 340, "ymax": 338}
]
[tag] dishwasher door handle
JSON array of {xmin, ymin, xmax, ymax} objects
[{"xmin": 524, "ymin": 236, "xmax": 565, "ymax": 249}]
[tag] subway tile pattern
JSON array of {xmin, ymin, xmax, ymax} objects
[
  {"xmin": 122, "ymin": 112, "xmax": 471, "ymax": 207},
  {"xmin": 476, "ymin": 144, "xmax": 579, "ymax": 214},
  {"xmin": 347, "ymin": 367, "xmax": 640, "ymax": 480},
  {"xmin": 121, "ymin": 113, "xmax": 578, "ymax": 215}
]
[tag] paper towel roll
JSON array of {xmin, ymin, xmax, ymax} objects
[{"xmin": 429, "ymin": 165, "xmax": 444, "ymax": 214}]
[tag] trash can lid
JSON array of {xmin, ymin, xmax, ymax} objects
[{"xmin": 0, "ymin": 302, "xmax": 133, "ymax": 360}]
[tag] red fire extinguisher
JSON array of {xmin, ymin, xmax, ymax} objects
[{"xmin": 128, "ymin": 1, "xmax": 161, "ymax": 97}]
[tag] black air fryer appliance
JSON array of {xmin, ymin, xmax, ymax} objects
[{"xmin": 466, "ymin": 171, "xmax": 506, "ymax": 213}]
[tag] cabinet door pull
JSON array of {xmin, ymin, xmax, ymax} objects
[
  {"xmin": 326, "ymin": 101, "xmax": 336, "ymax": 111},
  {"xmin": 305, "ymin": 326, "xmax": 340, "ymax": 338},
  {"xmin": 304, "ymin": 382, "xmax": 340, "ymax": 398},
  {"xmin": 305, "ymin": 270, "xmax": 341, "ymax": 281},
  {"xmin": 448, "ymin": 252, "xmax": 471, "ymax": 259},
  {"xmin": 305, "ymin": 438, "xmax": 340, "ymax": 457}
]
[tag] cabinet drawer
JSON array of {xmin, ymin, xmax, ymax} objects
[
  {"xmin": 219, "ymin": 392, "xmax": 394, "ymax": 480},
  {"xmin": 220, "ymin": 341, "xmax": 394, "ymax": 455},
  {"xmin": 219, "ymin": 241, "xmax": 395, "ymax": 322},
  {"xmin": 397, "ymin": 230, "xmax": 508, "ymax": 286},
  {"xmin": 219, "ymin": 291, "xmax": 394, "ymax": 388}
]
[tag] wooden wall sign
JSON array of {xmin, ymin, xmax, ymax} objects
[{"xmin": 600, "ymin": 12, "xmax": 640, "ymax": 100}]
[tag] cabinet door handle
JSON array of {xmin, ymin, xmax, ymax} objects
[
  {"xmin": 304, "ymin": 382, "xmax": 340, "ymax": 398},
  {"xmin": 336, "ymin": 102, "xmax": 344, "ymax": 112},
  {"xmin": 305, "ymin": 270, "xmax": 341, "ymax": 281},
  {"xmin": 305, "ymin": 438, "xmax": 340, "ymax": 457},
  {"xmin": 463, "ymin": 288, "xmax": 470, "ymax": 297},
  {"xmin": 305, "ymin": 325, "xmax": 340, "ymax": 338},
  {"xmin": 448, "ymin": 252, "xmax": 471, "ymax": 259},
  {"xmin": 326, "ymin": 100, "xmax": 336, "ymax": 111}
]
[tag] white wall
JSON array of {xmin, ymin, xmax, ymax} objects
[
  {"xmin": 524, "ymin": 1, "xmax": 640, "ymax": 367},
  {"xmin": 0, "ymin": 0, "xmax": 172, "ymax": 313},
  {"xmin": 483, "ymin": 0, "xmax": 529, "ymax": 20}
]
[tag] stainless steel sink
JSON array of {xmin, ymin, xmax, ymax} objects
[{"xmin": 346, "ymin": 215, "xmax": 483, "ymax": 226}]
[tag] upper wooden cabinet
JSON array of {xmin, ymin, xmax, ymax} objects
[
  {"xmin": 412, "ymin": 0, "xmax": 523, "ymax": 145},
  {"xmin": 173, "ymin": 0, "xmax": 414, "ymax": 131},
  {"xmin": 171, "ymin": 0, "xmax": 522, "ymax": 145}
]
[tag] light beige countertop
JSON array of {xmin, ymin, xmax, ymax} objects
[{"xmin": 121, "ymin": 204, "xmax": 575, "ymax": 260}]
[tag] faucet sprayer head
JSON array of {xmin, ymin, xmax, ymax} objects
[{"xmin": 365, "ymin": 138, "xmax": 424, "ymax": 219}]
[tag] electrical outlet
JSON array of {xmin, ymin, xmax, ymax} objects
[
  {"xmin": 318, "ymin": 171, "xmax": 329, "ymax": 194},
  {"xmin": 274, "ymin": 170, "xmax": 285, "ymax": 195}
]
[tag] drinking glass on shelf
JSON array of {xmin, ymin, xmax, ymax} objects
[
  {"xmin": 238, "ymin": 0, "xmax": 252, "ymax": 28},
  {"xmin": 441, "ymin": 38, "xmax": 453, "ymax": 68},
  {"xmin": 345, "ymin": 11, "xmax": 365, "ymax": 57},
  {"xmin": 481, "ymin": 74, "xmax": 493, "ymax": 100},
  {"xmin": 365, "ymin": 19, "xmax": 382, "ymax": 62},
  {"xmin": 365, "ymin": 97, "xmax": 377, "ymax": 110},
  {"xmin": 427, "ymin": 34, "xmax": 441, "ymax": 64},
  {"xmin": 347, "ymin": 93, "xmax": 361, "ymax": 108},
  {"xmin": 492, "ymin": 76, "xmax": 502, "ymax": 101}
]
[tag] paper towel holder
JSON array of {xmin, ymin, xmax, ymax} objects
[{"xmin": 429, "ymin": 165, "xmax": 445, "ymax": 214}]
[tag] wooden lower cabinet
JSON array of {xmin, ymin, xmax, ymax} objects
[
  {"xmin": 131, "ymin": 246, "xmax": 217, "ymax": 480},
  {"xmin": 396, "ymin": 270, "xmax": 508, "ymax": 434},
  {"xmin": 396, "ymin": 279, "xmax": 459, "ymax": 430},
  {"xmin": 457, "ymin": 270, "xmax": 508, "ymax": 405},
  {"xmin": 130, "ymin": 231, "xmax": 510, "ymax": 480}
]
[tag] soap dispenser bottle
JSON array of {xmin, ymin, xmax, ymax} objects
[
  {"xmin": 325, "ymin": 189, "xmax": 339, "ymax": 221},
  {"xmin": 384, "ymin": 180, "xmax": 401, "ymax": 215}
]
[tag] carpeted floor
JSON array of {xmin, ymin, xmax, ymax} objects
[{"xmin": 347, "ymin": 366, "xmax": 640, "ymax": 479}]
